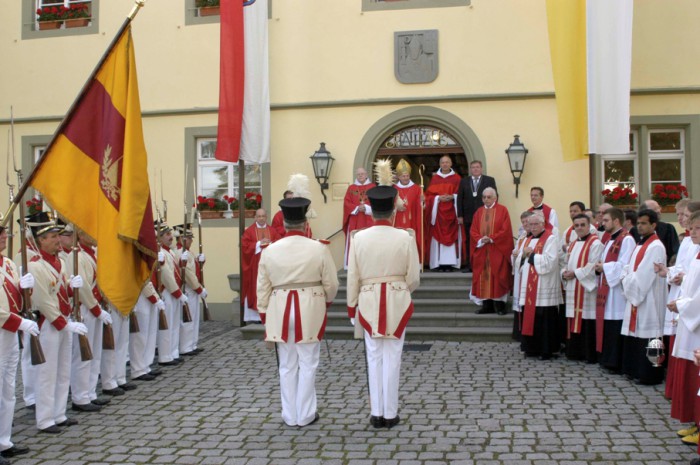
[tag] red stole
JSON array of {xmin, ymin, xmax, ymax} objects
[
  {"xmin": 564, "ymin": 225, "xmax": 574, "ymax": 245},
  {"xmin": 628, "ymin": 234, "xmax": 659, "ymax": 333},
  {"xmin": 567, "ymin": 234, "xmax": 597, "ymax": 334},
  {"xmin": 595, "ymin": 229, "xmax": 628, "ymax": 351},
  {"xmin": 522, "ymin": 230, "xmax": 552, "ymax": 336}
]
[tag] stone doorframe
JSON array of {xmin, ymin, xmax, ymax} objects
[{"xmin": 354, "ymin": 105, "xmax": 486, "ymax": 172}]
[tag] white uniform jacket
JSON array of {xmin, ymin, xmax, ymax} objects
[
  {"xmin": 27, "ymin": 252, "xmax": 71, "ymax": 330},
  {"xmin": 257, "ymin": 232, "xmax": 339, "ymax": 344},
  {"xmin": 0, "ymin": 257, "xmax": 23, "ymax": 331},
  {"xmin": 346, "ymin": 225, "xmax": 420, "ymax": 340}
]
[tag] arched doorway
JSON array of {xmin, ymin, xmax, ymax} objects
[
  {"xmin": 354, "ymin": 106, "xmax": 485, "ymax": 183},
  {"xmin": 374, "ymin": 125, "xmax": 468, "ymax": 186}
]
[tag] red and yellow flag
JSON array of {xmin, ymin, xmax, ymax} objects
[{"xmin": 30, "ymin": 25, "xmax": 157, "ymax": 316}]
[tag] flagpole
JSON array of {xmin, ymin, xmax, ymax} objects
[
  {"xmin": 0, "ymin": 0, "xmax": 147, "ymax": 228},
  {"xmin": 238, "ymin": 159, "xmax": 246, "ymax": 327}
]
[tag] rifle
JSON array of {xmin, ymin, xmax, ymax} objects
[
  {"xmin": 16, "ymin": 179, "xmax": 45, "ymax": 365},
  {"xmin": 418, "ymin": 164, "xmax": 425, "ymax": 272},
  {"xmin": 180, "ymin": 194, "xmax": 192, "ymax": 324},
  {"xmin": 101, "ymin": 301, "xmax": 115, "ymax": 350},
  {"xmin": 5, "ymin": 129, "xmax": 14, "ymax": 257},
  {"xmin": 72, "ymin": 230, "xmax": 93, "ymax": 361},
  {"xmin": 154, "ymin": 204, "xmax": 168, "ymax": 331},
  {"xmin": 193, "ymin": 179, "xmax": 211, "ymax": 320}
]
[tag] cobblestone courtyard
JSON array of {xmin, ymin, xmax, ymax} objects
[{"xmin": 8, "ymin": 321, "xmax": 697, "ymax": 464}]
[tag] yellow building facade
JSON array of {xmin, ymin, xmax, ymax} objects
[{"xmin": 1, "ymin": 0, "xmax": 699, "ymax": 318}]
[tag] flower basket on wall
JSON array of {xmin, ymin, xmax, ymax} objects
[
  {"xmin": 652, "ymin": 184, "xmax": 688, "ymax": 212},
  {"xmin": 199, "ymin": 6, "xmax": 220, "ymax": 16},
  {"xmin": 65, "ymin": 18, "xmax": 90, "ymax": 28},
  {"xmin": 601, "ymin": 186, "xmax": 638, "ymax": 207},
  {"xmin": 38, "ymin": 20, "xmax": 63, "ymax": 30},
  {"xmin": 199, "ymin": 210, "xmax": 224, "ymax": 220}
]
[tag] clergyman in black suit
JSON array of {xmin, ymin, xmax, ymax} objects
[{"xmin": 457, "ymin": 160, "xmax": 497, "ymax": 270}]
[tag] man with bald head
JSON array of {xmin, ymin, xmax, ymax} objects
[
  {"xmin": 425, "ymin": 155, "xmax": 462, "ymax": 271},
  {"xmin": 241, "ymin": 208, "xmax": 281, "ymax": 323},
  {"xmin": 642, "ymin": 199, "xmax": 679, "ymax": 265},
  {"xmin": 343, "ymin": 167, "xmax": 376, "ymax": 269},
  {"xmin": 469, "ymin": 188, "xmax": 513, "ymax": 315}
]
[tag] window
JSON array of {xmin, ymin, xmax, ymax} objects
[
  {"xmin": 362, "ymin": 0, "xmax": 470, "ymax": 12},
  {"xmin": 648, "ymin": 129, "xmax": 685, "ymax": 190},
  {"xmin": 185, "ymin": 0, "xmax": 271, "ymax": 26},
  {"xmin": 35, "ymin": 0, "xmax": 93, "ymax": 30},
  {"xmin": 197, "ymin": 138, "xmax": 262, "ymax": 201},
  {"xmin": 23, "ymin": 0, "xmax": 98, "ymax": 40},
  {"xmin": 601, "ymin": 131, "xmax": 638, "ymax": 193},
  {"xmin": 594, "ymin": 116, "xmax": 697, "ymax": 210}
]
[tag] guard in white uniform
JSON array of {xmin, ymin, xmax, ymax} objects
[
  {"xmin": 26, "ymin": 212, "xmax": 87, "ymax": 433},
  {"xmin": 0, "ymin": 221, "xmax": 37, "ymax": 460},
  {"xmin": 173, "ymin": 224, "xmax": 206, "ymax": 356},
  {"xmin": 129, "ymin": 282, "xmax": 163, "ymax": 381},
  {"xmin": 346, "ymin": 166, "xmax": 420, "ymax": 429},
  {"xmin": 257, "ymin": 196, "xmax": 339, "ymax": 427}
]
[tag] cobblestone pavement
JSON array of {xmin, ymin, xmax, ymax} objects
[{"xmin": 8, "ymin": 321, "xmax": 697, "ymax": 464}]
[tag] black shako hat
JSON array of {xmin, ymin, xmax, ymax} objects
[
  {"xmin": 366, "ymin": 185, "xmax": 397, "ymax": 214},
  {"xmin": 279, "ymin": 197, "xmax": 311, "ymax": 222},
  {"xmin": 173, "ymin": 223, "xmax": 194, "ymax": 238},
  {"xmin": 27, "ymin": 211, "xmax": 62, "ymax": 238}
]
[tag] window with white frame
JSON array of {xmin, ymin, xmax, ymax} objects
[
  {"xmin": 601, "ymin": 131, "xmax": 638, "ymax": 193},
  {"xmin": 648, "ymin": 128, "xmax": 685, "ymax": 190},
  {"xmin": 35, "ymin": 0, "xmax": 93, "ymax": 30},
  {"xmin": 196, "ymin": 138, "xmax": 262, "ymax": 201}
]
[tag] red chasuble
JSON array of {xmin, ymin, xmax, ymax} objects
[
  {"xmin": 393, "ymin": 182, "xmax": 423, "ymax": 258},
  {"xmin": 343, "ymin": 183, "xmax": 376, "ymax": 240},
  {"xmin": 241, "ymin": 223, "xmax": 280, "ymax": 310},
  {"xmin": 470, "ymin": 203, "xmax": 513, "ymax": 299},
  {"xmin": 270, "ymin": 210, "xmax": 313, "ymax": 238},
  {"xmin": 425, "ymin": 171, "xmax": 461, "ymax": 247}
]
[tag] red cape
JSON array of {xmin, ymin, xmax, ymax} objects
[
  {"xmin": 241, "ymin": 223, "xmax": 280, "ymax": 309},
  {"xmin": 425, "ymin": 172, "xmax": 461, "ymax": 247},
  {"xmin": 343, "ymin": 183, "xmax": 376, "ymax": 238},
  {"xmin": 470, "ymin": 203, "xmax": 513, "ymax": 298},
  {"xmin": 394, "ymin": 183, "xmax": 423, "ymax": 258}
]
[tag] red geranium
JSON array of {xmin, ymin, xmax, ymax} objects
[
  {"xmin": 601, "ymin": 186, "xmax": 638, "ymax": 206},
  {"xmin": 651, "ymin": 183, "xmax": 689, "ymax": 206}
]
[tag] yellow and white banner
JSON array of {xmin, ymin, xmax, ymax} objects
[{"xmin": 546, "ymin": 0, "xmax": 633, "ymax": 161}]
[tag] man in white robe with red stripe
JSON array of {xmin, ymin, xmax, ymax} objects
[
  {"xmin": 347, "ymin": 160, "xmax": 420, "ymax": 428},
  {"xmin": 620, "ymin": 209, "xmax": 668, "ymax": 386},
  {"xmin": 594, "ymin": 208, "xmax": 635, "ymax": 374},
  {"xmin": 257, "ymin": 197, "xmax": 338, "ymax": 428},
  {"xmin": 561, "ymin": 214, "xmax": 603, "ymax": 363},
  {"xmin": 518, "ymin": 212, "xmax": 561, "ymax": 360}
]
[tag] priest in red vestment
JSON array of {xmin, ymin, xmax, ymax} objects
[
  {"xmin": 241, "ymin": 209, "xmax": 281, "ymax": 323},
  {"xmin": 343, "ymin": 167, "xmax": 376, "ymax": 268},
  {"xmin": 425, "ymin": 155, "xmax": 462, "ymax": 271},
  {"xmin": 271, "ymin": 190, "xmax": 312, "ymax": 238},
  {"xmin": 469, "ymin": 187, "xmax": 513, "ymax": 315},
  {"xmin": 393, "ymin": 159, "xmax": 423, "ymax": 263}
]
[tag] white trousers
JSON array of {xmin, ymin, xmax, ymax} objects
[
  {"xmin": 35, "ymin": 323, "xmax": 72, "ymax": 430},
  {"xmin": 0, "ymin": 330, "xmax": 19, "ymax": 451},
  {"xmin": 129, "ymin": 294, "xmax": 157, "ymax": 378},
  {"xmin": 277, "ymin": 309, "xmax": 320, "ymax": 427},
  {"xmin": 70, "ymin": 305, "xmax": 102, "ymax": 404},
  {"xmin": 179, "ymin": 288, "xmax": 199, "ymax": 354},
  {"xmin": 364, "ymin": 331, "xmax": 405, "ymax": 419},
  {"xmin": 157, "ymin": 292, "xmax": 180, "ymax": 363},
  {"xmin": 101, "ymin": 309, "xmax": 129, "ymax": 390},
  {"xmin": 21, "ymin": 331, "xmax": 36, "ymax": 407}
]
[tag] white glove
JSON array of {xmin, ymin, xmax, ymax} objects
[
  {"xmin": 155, "ymin": 299, "xmax": 166, "ymax": 311},
  {"xmin": 178, "ymin": 295, "xmax": 188, "ymax": 305},
  {"xmin": 19, "ymin": 318, "xmax": 39, "ymax": 336},
  {"xmin": 198, "ymin": 254, "xmax": 206, "ymax": 263},
  {"xmin": 158, "ymin": 251, "xmax": 165, "ymax": 264},
  {"xmin": 350, "ymin": 318, "xmax": 355, "ymax": 326},
  {"xmin": 98, "ymin": 310, "xmax": 113, "ymax": 325},
  {"xmin": 69, "ymin": 275, "xmax": 83, "ymax": 289},
  {"xmin": 200, "ymin": 288, "xmax": 208, "ymax": 299},
  {"xmin": 180, "ymin": 250, "xmax": 190, "ymax": 261},
  {"xmin": 67, "ymin": 322, "xmax": 88, "ymax": 336},
  {"xmin": 19, "ymin": 273, "xmax": 35, "ymax": 290}
]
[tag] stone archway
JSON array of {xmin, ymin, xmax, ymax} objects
[{"xmin": 354, "ymin": 106, "xmax": 486, "ymax": 179}]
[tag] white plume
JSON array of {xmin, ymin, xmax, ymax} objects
[
  {"xmin": 374, "ymin": 159, "xmax": 393, "ymax": 187},
  {"xmin": 287, "ymin": 173, "xmax": 312, "ymax": 199}
]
